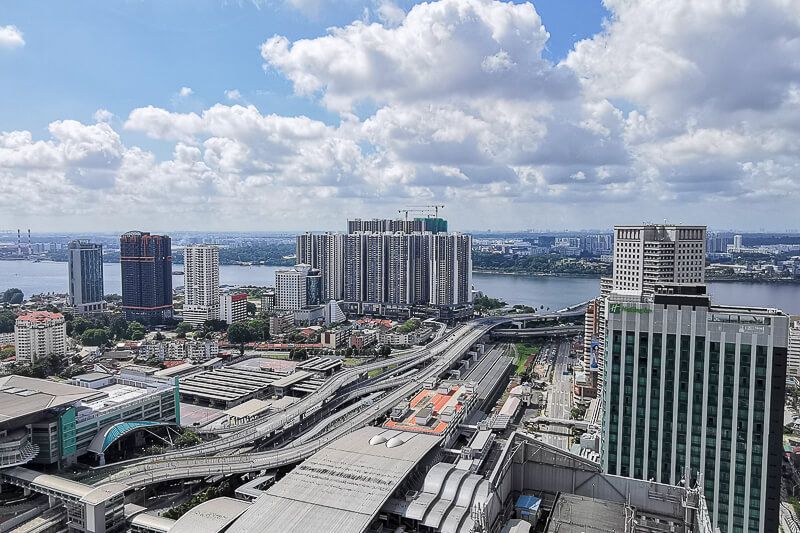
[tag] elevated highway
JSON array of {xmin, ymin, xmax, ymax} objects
[
  {"xmin": 107, "ymin": 320, "xmax": 501, "ymax": 487},
  {"xmin": 491, "ymin": 325, "xmax": 583, "ymax": 338}
]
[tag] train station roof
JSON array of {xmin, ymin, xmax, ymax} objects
[
  {"xmin": 226, "ymin": 426, "xmax": 441, "ymax": 533},
  {"xmin": 0, "ymin": 375, "xmax": 105, "ymax": 425}
]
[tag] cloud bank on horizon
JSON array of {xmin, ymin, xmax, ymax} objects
[{"xmin": 1, "ymin": 0, "xmax": 799, "ymax": 232}]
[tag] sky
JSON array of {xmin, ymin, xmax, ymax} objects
[{"xmin": 1, "ymin": 0, "xmax": 799, "ymax": 233}]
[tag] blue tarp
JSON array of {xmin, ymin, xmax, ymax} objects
[{"xmin": 515, "ymin": 494, "xmax": 541, "ymax": 516}]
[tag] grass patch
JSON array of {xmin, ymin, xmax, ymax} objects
[
  {"xmin": 514, "ymin": 343, "xmax": 541, "ymax": 375},
  {"xmin": 367, "ymin": 364, "xmax": 396, "ymax": 378}
]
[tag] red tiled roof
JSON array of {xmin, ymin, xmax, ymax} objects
[
  {"xmin": 163, "ymin": 361, "xmax": 186, "ymax": 368},
  {"xmin": 16, "ymin": 311, "xmax": 63, "ymax": 323}
]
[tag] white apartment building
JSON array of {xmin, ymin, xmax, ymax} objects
[
  {"xmin": 220, "ymin": 292, "xmax": 248, "ymax": 324},
  {"xmin": 789, "ymin": 319, "xmax": 800, "ymax": 379},
  {"xmin": 183, "ymin": 244, "xmax": 220, "ymax": 326},
  {"xmin": 14, "ymin": 311, "xmax": 68, "ymax": 364},
  {"xmin": 596, "ymin": 224, "xmax": 707, "ymax": 402},
  {"xmin": 612, "ymin": 224, "xmax": 706, "ymax": 294},
  {"xmin": 276, "ymin": 264, "xmax": 313, "ymax": 311}
]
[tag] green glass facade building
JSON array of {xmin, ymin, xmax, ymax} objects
[{"xmin": 602, "ymin": 286, "xmax": 788, "ymax": 533}]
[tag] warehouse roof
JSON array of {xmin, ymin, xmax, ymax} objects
[
  {"xmin": 170, "ymin": 497, "xmax": 251, "ymax": 533},
  {"xmin": 270, "ymin": 370, "xmax": 313, "ymax": 389},
  {"xmin": 227, "ymin": 426, "xmax": 441, "ymax": 533},
  {"xmin": 0, "ymin": 375, "xmax": 105, "ymax": 425}
]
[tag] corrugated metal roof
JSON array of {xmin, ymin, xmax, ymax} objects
[
  {"xmin": 169, "ymin": 497, "xmax": 251, "ymax": 533},
  {"xmin": 227, "ymin": 426, "xmax": 441, "ymax": 533}
]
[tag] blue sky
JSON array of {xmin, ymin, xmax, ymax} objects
[
  {"xmin": 1, "ymin": 0, "xmax": 798, "ymax": 232},
  {"xmin": 1, "ymin": 0, "xmax": 608, "ymax": 140}
]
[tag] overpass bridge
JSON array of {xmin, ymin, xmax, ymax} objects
[
  {"xmin": 106, "ymin": 320, "xmax": 500, "ymax": 488},
  {"xmin": 491, "ymin": 325, "xmax": 583, "ymax": 338}
]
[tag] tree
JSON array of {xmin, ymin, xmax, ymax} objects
[
  {"xmin": 289, "ymin": 348, "xmax": 308, "ymax": 361},
  {"xmin": 104, "ymin": 294, "xmax": 123, "ymax": 302},
  {"xmin": 154, "ymin": 332, "xmax": 165, "ymax": 341},
  {"xmin": 109, "ymin": 316, "xmax": 128, "ymax": 340},
  {"xmin": 246, "ymin": 301, "xmax": 257, "ymax": 316},
  {"xmin": 81, "ymin": 328, "xmax": 110, "ymax": 347},
  {"xmin": 71, "ymin": 317, "xmax": 93, "ymax": 337},
  {"xmin": 201, "ymin": 319, "xmax": 228, "ymax": 334},
  {"xmin": 0, "ymin": 310, "xmax": 16, "ymax": 334},
  {"xmin": 2, "ymin": 288, "xmax": 23, "ymax": 305},
  {"xmin": 247, "ymin": 319, "xmax": 269, "ymax": 342},
  {"xmin": 175, "ymin": 322, "xmax": 194, "ymax": 339},
  {"xmin": 226, "ymin": 322, "xmax": 252, "ymax": 355},
  {"xmin": 175, "ymin": 430, "xmax": 200, "ymax": 448},
  {"xmin": 377, "ymin": 345, "xmax": 392, "ymax": 357},
  {"xmin": 126, "ymin": 321, "xmax": 146, "ymax": 341}
]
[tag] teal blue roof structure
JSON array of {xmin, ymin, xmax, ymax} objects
[{"xmin": 87, "ymin": 421, "xmax": 175, "ymax": 454}]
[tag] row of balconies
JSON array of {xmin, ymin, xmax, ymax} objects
[{"xmin": 0, "ymin": 431, "xmax": 39, "ymax": 467}]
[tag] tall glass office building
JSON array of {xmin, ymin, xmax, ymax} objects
[
  {"xmin": 67, "ymin": 239, "xmax": 106, "ymax": 314},
  {"xmin": 602, "ymin": 284, "xmax": 788, "ymax": 533},
  {"xmin": 120, "ymin": 231, "xmax": 173, "ymax": 323}
]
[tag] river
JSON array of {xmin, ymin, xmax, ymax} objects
[{"xmin": 1, "ymin": 261, "xmax": 799, "ymax": 315}]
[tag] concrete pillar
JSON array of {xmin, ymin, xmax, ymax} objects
[
  {"xmin": 49, "ymin": 495, "xmax": 57, "ymax": 507},
  {"xmin": 23, "ymin": 487, "xmax": 31, "ymax": 497},
  {"xmin": 98, "ymin": 453, "xmax": 106, "ymax": 466}
]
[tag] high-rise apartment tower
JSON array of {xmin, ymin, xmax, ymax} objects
[
  {"xmin": 120, "ymin": 231, "xmax": 173, "ymax": 323},
  {"xmin": 67, "ymin": 239, "xmax": 106, "ymax": 314},
  {"xmin": 183, "ymin": 244, "xmax": 220, "ymax": 327}
]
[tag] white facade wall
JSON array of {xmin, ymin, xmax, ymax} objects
[
  {"xmin": 612, "ymin": 225, "xmax": 706, "ymax": 295},
  {"xmin": 276, "ymin": 265, "xmax": 310, "ymax": 311},
  {"xmin": 14, "ymin": 312, "xmax": 67, "ymax": 364},
  {"xmin": 220, "ymin": 292, "xmax": 248, "ymax": 324},
  {"xmin": 183, "ymin": 245, "xmax": 220, "ymax": 326},
  {"xmin": 789, "ymin": 320, "xmax": 800, "ymax": 379}
]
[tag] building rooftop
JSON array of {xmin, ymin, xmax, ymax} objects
[
  {"xmin": 384, "ymin": 384, "xmax": 470, "ymax": 435},
  {"xmin": 154, "ymin": 362, "xmax": 197, "ymax": 378},
  {"xmin": 169, "ymin": 497, "xmax": 251, "ymax": 533},
  {"xmin": 79, "ymin": 383, "xmax": 152, "ymax": 413},
  {"xmin": 544, "ymin": 493, "xmax": 629, "ymax": 533},
  {"xmin": 0, "ymin": 375, "xmax": 105, "ymax": 426},
  {"xmin": 223, "ymin": 396, "xmax": 296, "ymax": 421},
  {"xmin": 227, "ymin": 426, "xmax": 441, "ymax": 533},
  {"xmin": 71, "ymin": 372, "xmax": 112, "ymax": 382},
  {"xmin": 15, "ymin": 311, "xmax": 63, "ymax": 323}
]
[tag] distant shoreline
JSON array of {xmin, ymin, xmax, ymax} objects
[{"xmin": 473, "ymin": 268, "xmax": 800, "ymax": 284}]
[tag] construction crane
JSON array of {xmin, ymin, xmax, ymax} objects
[
  {"xmin": 406, "ymin": 205, "xmax": 445, "ymax": 218},
  {"xmin": 397, "ymin": 208, "xmax": 429, "ymax": 221}
]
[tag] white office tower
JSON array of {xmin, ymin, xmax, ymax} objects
[
  {"xmin": 789, "ymin": 319, "xmax": 800, "ymax": 379},
  {"xmin": 15, "ymin": 312, "xmax": 67, "ymax": 364},
  {"xmin": 612, "ymin": 224, "xmax": 706, "ymax": 295},
  {"xmin": 183, "ymin": 244, "xmax": 220, "ymax": 326},
  {"xmin": 430, "ymin": 233, "xmax": 472, "ymax": 306},
  {"xmin": 67, "ymin": 239, "xmax": 106, "ymax": 314},
  {"xmin": 733, "ymin": 234, "xmax": 743, "ymax": 251},
  {"xmin": 275, "ymin": 264, "xmax": 314, "ymax": 311}
]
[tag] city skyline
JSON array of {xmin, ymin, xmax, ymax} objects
[{"xmin": 2, "ymin": 1, "xmax": 799, "ymax": 232}]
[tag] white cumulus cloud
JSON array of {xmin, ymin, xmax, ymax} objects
[{"xmin": 0, "ymin": 25, "xmax": 24, "ymax": 49}]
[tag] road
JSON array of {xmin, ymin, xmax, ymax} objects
[
  {"xmin": 104, "ymin": 320, "xmax": 500, "ymax": 488},
  {"xmin": 544, "ymin": 340, "xmax": 573, "ymax": 450}
]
